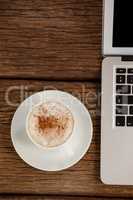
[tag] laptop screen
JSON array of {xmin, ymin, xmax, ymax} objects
[{"xmin": 113, "ymin": 0, "xmax": 133, "ymax": 47}]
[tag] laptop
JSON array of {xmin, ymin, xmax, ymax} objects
[{"xmin": 101, "ymin": 0, "xmax": 133, "ymax": 185}]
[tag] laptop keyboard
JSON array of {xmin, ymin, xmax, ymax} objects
[{"xmin": 116, "ymin": 67, "xmax": 133, "ymax": 127}]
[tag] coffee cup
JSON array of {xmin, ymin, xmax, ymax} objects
[{"xmin": 26, "ymin": 101, "xmax": 74, "ymax": 149}]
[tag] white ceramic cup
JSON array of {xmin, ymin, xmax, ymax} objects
[{"xmin": 26, "ymin": 101, "xmax": 74, "ymax": 150}]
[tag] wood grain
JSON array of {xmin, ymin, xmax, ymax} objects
[
  {"xmin": 0, "ymin": 195, "xmax": 131, "ymax": 200},
  {"xmin": 0, "ymin": 80, "xmax": 100, "ymax": 195},
  {"xmin": 0, "ymin": 0, "xmax": 102, "ymax": 80},
  {"xmin": 0, "ymin": 79, "xmax": 133, "ymax": 197},
  {"xmin": 1, "ymin": 0, "xmax": 132, "ymax": 198}
]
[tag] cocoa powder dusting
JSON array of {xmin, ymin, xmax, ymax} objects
[{"xmin": 37, "ymin": 115, "xmax": 68, "ymax": 135}]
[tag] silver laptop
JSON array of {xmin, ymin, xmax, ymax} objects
[{"xmin": 101, "ymin": 0, "xmax": 133, "ymax": 185}]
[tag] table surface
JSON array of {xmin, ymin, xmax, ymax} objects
[{"xmin": 0, "ymin": 0, "xmax": 133, "ymax": 199}]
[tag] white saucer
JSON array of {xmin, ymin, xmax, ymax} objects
[{"xmin": 11, "ymin": 90, "xmax": 93, "ymax": 171}]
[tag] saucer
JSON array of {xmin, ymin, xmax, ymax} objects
[{"xmin": 11, "ymin": 90, "xmax": 93, "ymax": 171}]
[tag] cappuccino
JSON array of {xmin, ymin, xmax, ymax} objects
[{"xmin": 26, "ymin": 102, "xmax": 74, "ymax": 148}]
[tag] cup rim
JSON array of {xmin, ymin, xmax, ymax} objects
[{"xmin": 26, "ymin": 101, "xmax": 74, "ymax": 150}]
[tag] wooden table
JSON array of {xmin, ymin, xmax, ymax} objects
[{"xmin": 0, "ymin": 0, "xmax": 133, "ymax": 199}]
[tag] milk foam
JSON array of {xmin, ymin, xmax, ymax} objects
[{"xmin": 27, "ymin": 102, "xmax": 74, "ymax": 148}]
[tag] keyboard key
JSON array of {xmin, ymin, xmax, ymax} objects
[
  {"xmin": 116, "ymin": 95, "xmax": 133, "ymax": 104},
  {"xmin": 116, "ymin": 75, "xmax": 125, "ymax": 83},
  {"xmin": 116, "ymin": 116, "xmax": 125, "ymax": 126},
  {"xmin": 128, "ymin": 96, "xmax": 133, "ymax": 104},
  {"xmin": 128, "ymin": 68, "xmax": 133, "ymax": 73},
  {"xmin": 116, "ymin": 106, "xmax": 128, "ymax": 115},
  {"xmin": 116, "ymin": 68, "xmax": 126, "ymax": 73},
  {"xmin": 127, "ymin": 75, "xmax": 133, "ymax": 83},
  {"xmin": 116, "ymin": 95, "xmax": 128, "ymax": 104},
  {"xmin": 129, "ymin": 106, "xmax": 133, "ymax": 114},
  {"xmin": 116, "ymin": 85, "xmax": 131, "ymax": 94},
  {"xmin": 127, "ymin": 116, "xmax": 133, "ymax": 126}
]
